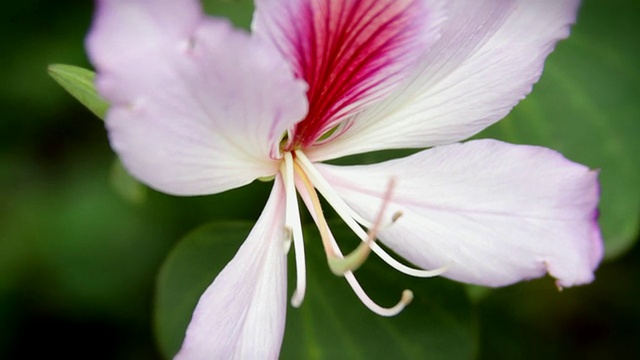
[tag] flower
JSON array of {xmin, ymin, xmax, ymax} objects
[{"xmin": 86, "ymin": 0, "xmax": 602, "ymax": 358}]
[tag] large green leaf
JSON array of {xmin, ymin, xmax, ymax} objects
[
  {"xmin": 47, "ymin": 64, "xmax": 108, "ymax": 120},
  {"xmin": 282, "ymin": 225, "xmax": 476, "ymax": 360},
  {"xmin": 155, "ymin": 222, "xmax": 476, "ymax": 359},
  {"xmin": 476, "ymin": 0, "xmax": 640, "ymax": 259}
]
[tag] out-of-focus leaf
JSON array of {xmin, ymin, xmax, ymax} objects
[
  {"xmin": 202, "ymin": 0, "xmax": 254, "ymax": 29},
  {"xmin": 0, "ymin": 156, "xmax": 170, "ymax": 319},
  {"xmin": 154, "ymin": 222, "xmax": 254, "ymax": 358},
  {"xmin": 110, "ymin": 158, "xmax": 147, "ymax": 205},
  {"xmin": 48, "ymin": 65, "xmax": 147, "ymax": 204},
  {"xmin": 282, "ymin": 224, "xmax": 476, "ymax": 360},
  {"xmin": 476, "ymin": 0, "xmax": 640, "ymax": 259},
  {"xmin": 47, "ymin": 64, "xmax": 108, "ymax": 120},
  {"xmin": 155, "ymin": 222, "xmax": 476, "ymax": 359}
]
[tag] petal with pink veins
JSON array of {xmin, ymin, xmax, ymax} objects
[
  {"xmin": 316, "ymin": 140, "xmax": 602, "ymax": 288},
  {"xmin": 175, "ymin": 177, "xmax": 288, "ymax": 360},
  {"xmin": 312, "ymin": 0, "xmax": 581, "ymax": 161},
  {"xmin": 253, "ymin": 0, "xmax": 446, "ymax": 147},
  {"xmin": 87, "ymin": 0, "xmax": 308, "ymax": 195}
]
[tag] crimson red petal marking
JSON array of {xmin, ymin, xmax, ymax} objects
[{"xmin": 278, "ymin": 0, "xmax": 432, "ymax": 148}]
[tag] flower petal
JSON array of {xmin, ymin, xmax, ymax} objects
[
  {"xmin": 312, "ymin": 0, "xmax": 581, "ymax": 161},
  {"xmin": 316, "ymin": 140, "xmax": 602, "ymax": 288},
  {"xmin": 87, "ymin": 0, "xmax": 308, "ymax": 195},
  {"xmin": 175, "ymin": 177, "xmax": 288, "ymax": 359},
  {"xmin": 253, "ymin": 0, "xmax": 446, "ymax": 147}
]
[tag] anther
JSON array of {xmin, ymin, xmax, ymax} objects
[
  {"xmin": 401, "ymin": 289, "xmax": 414, "ymax": 305},
  {"xmin": 291, "ymin": 289, "xmax": 304, "ymax": 308}
]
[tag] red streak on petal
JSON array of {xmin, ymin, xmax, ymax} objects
[{"xmin": 287, "ymin": 0, "xmax": 428, "ymax": 149}]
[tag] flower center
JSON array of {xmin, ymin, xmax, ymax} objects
[{"xmin": 279, "ymin": 150, "xmax": 449, "ymax": 316}]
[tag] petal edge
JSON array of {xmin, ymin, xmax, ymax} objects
[
  {"xmin": 175, "ymin": 177, "xmax": 288, "ymax": 359},
  {"xmin": 317, "ymin": 140, "xmax": 602, "ymax": 288}
]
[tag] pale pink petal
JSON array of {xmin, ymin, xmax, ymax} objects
[
  {"xmin": 175, "ymin": 177, "xmax": 288, "ymax": 359},
  {"xmin": 86, "ymin": 0, "xmax": 308, "ymax": 195},
  {"xmin": 253, "ymin": 0, "xmax": 446, "ymax": 147},
  {"xmin": 316, "ymin": 140, "xmax": 602, "ymax": 288},
  {"xmin": 312, "ymin": 0, "xmax": 581, "ymax": 161},
  {"xmin": 86, "ymin": 0, "xmax": 201, "ymax": 102}
]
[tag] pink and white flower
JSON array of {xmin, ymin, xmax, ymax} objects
[{"xmin": 86, "ymin": 0, "xmax": 602, "ymax": 358}]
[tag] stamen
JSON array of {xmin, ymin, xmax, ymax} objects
[
  {"xmin": 294, "ymin": 153, "xmax": 376, "ymax": 227},
  {"xmin": 282, "ymin": 152, "xmax": 306, "ymax": 307},
  {"xmin": 293, "ymin": 163, "xmax": 336, "ymax": 255},
  {"xmin": 295, "ymin": 150, "xmax": 451, "ymax": 278},
  {"xmin": 344, "ymin": 271, "xmax": 413, "ymax": 317},
  {"xmin": 329, "ymin": 176, "xmax": 396, "ymax": 274},
  {"xmin": 293, "ymin": 154, "xmax": 413, "ymax": 317},
  {"xmin": 294, "ymin": 160, "xmax": 373, "ymax": 275}
]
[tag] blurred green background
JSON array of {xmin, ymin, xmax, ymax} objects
[{"xmin": 1, "ymin": 0, "xmax": 639, "ymax": 359}]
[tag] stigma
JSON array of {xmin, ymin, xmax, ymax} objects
[{"xmin": 279, "ymin": 150, "xmax": 449, "ymax": 316}]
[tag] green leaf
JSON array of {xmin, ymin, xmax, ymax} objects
[
  {"xmin": 202, "ymin": 0, "xmax": 255, "ymax": 29},
  {"xmin": 476, "ymin": 0, "xmax": 640, "ymax": 259},
  {"xmin": 155, "ymin": 222, "xmax": 476, "ymax": 359},
  {"xmin": 154, "ymin": 222, "xmax": 253, "ymax": 359},
  {"xmin": 282, "ymin": 224, "xmax": 477, "ymax": 360},
  {"xmin": 48, "ymin": 65, "xmax": 146, "ymax": 203},
  {"xmin": 47, "ymin": 64, "xmax": 108, "ymax": 120}
]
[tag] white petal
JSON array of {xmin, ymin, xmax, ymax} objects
[
  {"xmin": 316, "ymin": 140, "xmax": 602, "ymax": 288},
  {"xmin": 87, "ymin": 0, "xmax": 202, "ymax": 95},
  {"xmin": 87, "ymin": 0, "xmax": 308, "ymax": 195},
  {"xmin": 253, "ymin": 0, "xmax": 446, "ymax": 147},
  {"xmin": 175, "ymin": 178, "xmax": 288, "ymax": 359},
  {"xmin": 311, "ymin": 0, "xmax": 581, "ymax": 161}
]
